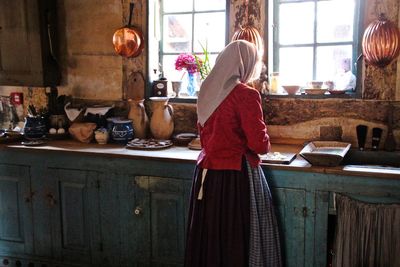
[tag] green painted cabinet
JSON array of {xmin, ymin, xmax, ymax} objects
[
  {"xmin": 0, "ymin": 164, "xmax": 33, "ymax": 256},
  {"xmin": 272, "ymin": 188, "xmax": 330, "ymax": 267},
  {"xmin": 0, "ymin": 149, "xmax": 399, "ymax": 266},
  {"xmin": 121, "ymin": 175, "xmax": 191, "ymax": 267},
  {"xmin": 48, "ymin": 168, "xmax": 102, "ymax": 266}
]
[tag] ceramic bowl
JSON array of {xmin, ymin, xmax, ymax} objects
[
  {"xmin": 282, "ymin": 85, "xmax": 301, "ymax": 95},
  {"xmin": 310, "ymin": 81, "xmax": 324, "ymax": 89}
]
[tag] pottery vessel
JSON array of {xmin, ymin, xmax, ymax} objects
[
  {"xmin": 95, "ymin": 128, "xmax": 109, "ymax": 144},
  {"xmin": 111, "ymin": 119, "xmax": 134, "ymax": 144},
  {"xmin": 149, "ymin": 97, "xmax": 174, "ymax": 139},
  {"xmin": 128, "ymin": 99, "xmax": 149, "ymax": 139}
]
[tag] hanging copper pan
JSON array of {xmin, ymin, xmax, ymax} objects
[{"xmin": 112, "ymin": 2, "xmax": 144, "ymax": 58}]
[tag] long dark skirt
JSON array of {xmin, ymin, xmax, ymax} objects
[{"xmin": 184, "ymin": 165, "xmax": 250, "ymax": 267}]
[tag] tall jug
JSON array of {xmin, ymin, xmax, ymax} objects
[
  {"xmin": 149, "ymin": 97, "xmax": 174, "ymax": 139},
  {"xmin": 128, "ymin": 99, "xmax": 149, "ymax": 139}
]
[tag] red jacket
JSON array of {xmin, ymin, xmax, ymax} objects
[{"xmin": 197, "ymin": 83, "xmax": 271, "ymax": 170}]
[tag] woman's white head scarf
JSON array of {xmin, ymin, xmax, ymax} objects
[{"xmin": 197, "ymin": 40, "xmax": 260, "ymax": 126}]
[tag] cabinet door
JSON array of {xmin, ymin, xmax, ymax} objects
[
  {"xmin": 272, "ymin": 188, "xmax": 308, "ymax": 267},
  {"xmin": 0, "ymin": 164, "xmax": 33, "ymax": 255},
  {"xmin": 48, "ymin": 168, "xmax": 101, "ymax": 266},
  {"xmin": 0, "ymin": 0, "xmax": 40, "ymax": 86},
  {"xmin": 0, "ymin": 0, "xmax": 59, "ymax": 86},
  {"xmin": 124, "ymin": 176, "xmax": 189, "ymax": 267}
]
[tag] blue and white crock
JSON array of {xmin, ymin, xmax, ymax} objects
[{"xmin": 111, "ymin": 119, "xmax": 134, "ymax": 144}]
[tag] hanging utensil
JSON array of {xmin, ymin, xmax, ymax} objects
[{"xmin": 112, "ymin": 2, "xmax": 144, "ymax": 58}]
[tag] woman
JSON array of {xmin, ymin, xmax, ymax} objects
[{"xmin": 184, "ymin": 40, "xmax": 282, "ymax": 267}]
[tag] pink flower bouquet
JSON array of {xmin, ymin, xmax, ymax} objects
[{"xmin": 175, "ymin": 53, "xmax": 201, "ymax": 74}]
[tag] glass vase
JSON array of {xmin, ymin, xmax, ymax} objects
[{"xmin": 186, "ymin": 72, "xmax": 198, "ymax": 97}]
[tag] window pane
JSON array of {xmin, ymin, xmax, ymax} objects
[
  {"xmin": 195, "ymin": 0, "xmax": 225, "ymax": 11},
  {"xmin": 317, "ymin": 0, "xmax": 355, "ymax": 43},
  {"xmin": 163, "ymin": 14, "xmax": 192, "ymax": 53},
  {"xmin": 279, "ymin": 47, "xmax": 313, "ymax": 85},
  {"xmin": 316, "ymin": 45, "xmax": 353, "ymax": 81},
  {"xmin": 279, "ymin": 2, "xmax": 314, "ymax": 45},
  {"xmin": 194, "ymin": 12, "xmax": 226, "ymax": 53},
  {"xmin": 163, "ymin": 0, "xmax": 192, "ymax": 12},
  {"xmin": 163, "ymin": 55, "xmax": 183, "ymax": 82}
]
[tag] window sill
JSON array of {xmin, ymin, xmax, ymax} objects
[
  {"xmin": 150, "ymin": 92, "xmax": 359, "ymax": 104},
  {"xmin": 265, "ymin": 92, "xmax": 358, "ymax": 99}
]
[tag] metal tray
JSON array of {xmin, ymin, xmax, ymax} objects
[{"xmin": 299, "ymin": 141, "xmax": 351, "ymax": 166}]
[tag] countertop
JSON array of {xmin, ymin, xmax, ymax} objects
[{"xmin": 1, "ymin": 139, "xmax": 399, "ymax": 179}]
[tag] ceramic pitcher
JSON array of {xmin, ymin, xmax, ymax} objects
[
  {"xmin": 128, "ymin": 99, "xmax": 149, "ymax": 139},
  {"xmin": 149, "ymin": 97, "xmax": 174, "ymax": 139}
]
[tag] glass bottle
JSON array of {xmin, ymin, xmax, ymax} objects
[{"xmin": 269, "ymin": 72, "xmax": 279, "ymax": 94}]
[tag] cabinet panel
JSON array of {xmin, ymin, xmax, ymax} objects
[
  {"xmin": 0, "ymin": 164, "xmax": 33, "ymax": 255},
  {"xmin": 0, "ymin": 0, "xmax": 60, "ymax": 86},
  {"xmin": 272, "ymin": 188, "xmax": 306, "ymax": 267},
  {"xmin": 129, "ymin": 176, "xmax": 188, "ymax": 267},
  {"xmin": 49, "ymin": 168, "xmax": 101, "ymax": 265}
]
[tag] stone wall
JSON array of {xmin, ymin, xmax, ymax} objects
[{"xmin": 0, "ymin": 0, "xmax": 399, "ymax": 149}]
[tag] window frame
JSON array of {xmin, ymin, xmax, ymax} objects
[
  {"xmin": 267, "ymin": 0, "xmax": 364, "ymax": 98},
  {"xmin": 150, "ymin": 0, "xmax": 230, "ymax": 103}
]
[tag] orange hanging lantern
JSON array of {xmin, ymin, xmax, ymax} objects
[
  {"xmin": 232, "ymin": 25, "xmax": 264, "ymax": 55},
  {"xmin": 231, "ymin": 0, "xmax": 264, "ymax": 55},
  {"xmin": 362, "ymin": 14, "xmax": 400, "ymax": 68}
]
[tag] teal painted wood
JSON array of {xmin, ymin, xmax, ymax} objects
[
  {"xmin": 272, "ymin": 188, "xmax": 306, "ymax": 267},
  {"xmin": 118, "ymin": 174, "xmax": 138, "ymax": 267},
  {"xmin": 149, "ymin": 176, "xmax": 185, "ymax": 266},
  {"xmin": 314, "ymin": 191, "xmax": 329, "ymax": 267},
  {"xmin": 304, "ymin": 191, "xmax": 316, "ymax": 267},
  {"xmin": 31, "ymin": 160, "xmax": 56, "ymax": 258},
  {"xmin": 0, "ymin": 164, "xmax": 33, "ymax": 255},
  {"xmin": 0, "ymin": 149, "xmax": 399, "ymax": 266},
  {"xmin": 49, "ymin": 168, "xmax": 101, "ymax": 265},
  {"xmin": 133, "ymin": 176, "xmax": 186, "ymax": 267},
  {"xmin": 97, "ymin": 172, "xmax": 121, "ymax": 266},
  {"xmin": 132, "ymin": 176, "xmax": 151, "ymax": 266}
]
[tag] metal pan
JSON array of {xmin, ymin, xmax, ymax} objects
[{"xmin": 112, "ymin": 2, "xmax": 144, "ymax": 58}]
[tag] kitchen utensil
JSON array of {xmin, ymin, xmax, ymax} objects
[
  {"xmin": 371, "ymin": 127, "xmax": 382, "ymax": 150},
  {"xmin": 356, "ymin": 125, "xmax": 368, "ymax": 151},
  {"xmin": 112, "ymin": 2, "xmax": 144, "ymax": 58}
]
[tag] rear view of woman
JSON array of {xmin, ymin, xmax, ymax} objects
[{"xmin": 184, "ymin": 40, "xmax": 282, "ymax": 267}]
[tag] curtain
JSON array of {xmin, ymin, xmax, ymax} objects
[{"xmin": 333, "ymin": 194, "xmax": 400, "ymax": 267}]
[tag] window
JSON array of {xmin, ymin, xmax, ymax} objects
[
  {"xmin": 268, "ymin": 0, "xmax": 361, "ymax": 94},
  {"xmin": 156, "ymin": 0, "xmax": 227, "ymax": 98}
]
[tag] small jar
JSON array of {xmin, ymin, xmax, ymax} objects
[
  {"xmin": 269, "ymin": 72, "xmax": 280, "ymax": 94},
  {"xmin": 95, "ymin": 128, "xmax": 109, "ymax": 145},
  {"xmin": 111, "ymin": 119, "xmax": 134, "ymax": 144}
]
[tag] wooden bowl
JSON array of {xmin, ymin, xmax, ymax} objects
[{"xmin": 172, "ymin": 133, "xmax": 197, "ymax": 146}]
